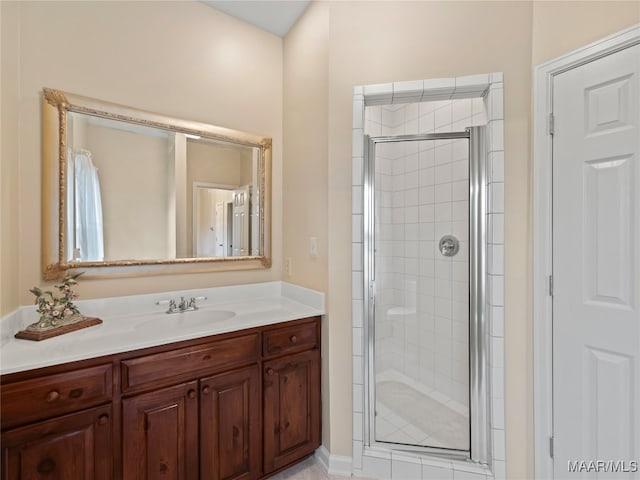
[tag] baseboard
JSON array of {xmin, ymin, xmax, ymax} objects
[{"xmin": 315, "ymin": 445, "xmax": 353, "ymax": 476}]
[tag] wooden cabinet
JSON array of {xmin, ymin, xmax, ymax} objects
[
  {"xmin": 262, "ymin": 319, "xmax": 321, "ymax": 475},
  {"xmin": 122, "ymin": 367, "xmax": 261, "ymax": 480},
  {"xmin": 122, "ymin": 381, "xmax": 199, "ymax": 480},
  {"xmin": 263, "ymin": 350, "xmax": 321, "ymax": 474},
  {"xmin": 1, "ymin": 364, "xmax": 113, "ymax": 430},
  {"xmin": 121, "ymin": 334, "xmax": 259, "ymax": 393},
  {"xmin": 200, "ymin": 366, "xmax": 260, "ymax": 480},
  {"xmin": 1, "ymin": 316, "xmax": 321, "ymax": 480},
  {"xmin": 1, "ymin": 404, "xmax": 113, "ymax": 480}
]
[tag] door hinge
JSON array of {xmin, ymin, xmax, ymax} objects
[
  {"xmin": 549, "ymin": 436, "xmax": 554, "ymax": 458},
  {"xmin": 548, "ymin": 113, "xmax": 555, "ymax": 136},
  {"xmin": 548, "ymin": 275, "xmax": 554, "ymax": 296}
]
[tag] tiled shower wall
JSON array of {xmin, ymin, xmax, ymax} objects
[
  {"xmin": 352, "ymin": 74, "xmax": 506, "ymax": 480},
  {"xmin": 366, "ymin": 100, "xmax": 486, "ymax": 406}
]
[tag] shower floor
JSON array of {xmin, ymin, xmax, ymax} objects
[{"xmin": 375, "ymin": 370, "xmax": 469, "ymax": 451}]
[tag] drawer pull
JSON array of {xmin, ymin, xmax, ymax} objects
[
  {"xmin": 290, "ymin": 335, "xmax": 298, "ymax": 343},
  {"xmin": 46, "ymin": 390, "xmax": 60, "ymax": 402},
  {"xmin": 187, "ymin": 389, "xmax": 196, "ymax": 399},
  {"xmin": 69, "ymin": 388, "xmax": 83, "ymax": 399},
  {"xmin": 202, "ymin": 386, "xmax": 211, "ymax": 395},
  {"xmin": 37, "ymin": 458, "xmax": 56, "ymax": 474},
  {"xmin": 266, "ymin": 368, "xmax": 274, "ymax": 376},
  {"xmin": 98, "ymin": 414, "xmax": 109, "ymax": 425}
]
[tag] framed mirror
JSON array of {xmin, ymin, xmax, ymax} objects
[{"xmin": 42, "ymin": 88, "xmax": 271, "ymax": 279}]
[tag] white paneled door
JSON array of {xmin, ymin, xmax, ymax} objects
[{"xmin": 552, "ymin": 44, "xmax": 640, "ymax": 478}]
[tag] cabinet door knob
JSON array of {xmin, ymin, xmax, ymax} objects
[
  {"xmin": 202, "ymin": 386, "xmax": 211, "ymax": 395},
  {"xmin": 98, "ymin": 414, "xmax": 109, "ymax": 425},
  {"xmin": 290, "ymin": 335, "xmax": 298, "ymax": 343},
  {"xmin": 187, "ymin": 389, "xmax": 196, "ymax": 399},
  {"xmin": 46, "ymin": 390, "xmax": 60, "ymax": 402},
  {"xmin": 266, "ymin": 368, "xmax": 274, "ymax": 376},
  {"xmin": 37, "ymin": 458, "xmax": 56, "ymax": 474}
]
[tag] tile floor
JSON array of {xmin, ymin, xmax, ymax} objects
[
  {"xmin": 270, "ymin": 457, "xmax": 372, "ymax": 480},
  {"xmin": 374, "ymin": 370, "xmax": 469, "ymax": 450},
  {"xmin": 375, "ymin": 380, "xmax": 468, "ymax": 450}
]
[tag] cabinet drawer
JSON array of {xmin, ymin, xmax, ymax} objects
[
  {"xmin": 121, "ymin": 333, "xmax": 259, "ymax": 392},
  {"xmin": 1, "ymin": 364, "xmax": 113, "ymax": 429},
  {"xmin": 263, "ymin": 321, "xmax": 318, "ymax": 357}
]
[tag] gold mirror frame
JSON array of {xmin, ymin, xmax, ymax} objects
[{"xmin": 42, "ymin": 88, "xmax": 272, "ymax": 280}]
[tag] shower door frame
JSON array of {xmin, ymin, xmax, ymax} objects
[{"xmin": 363, "ymin": 128, "xmax": 490, "ymax": 464}]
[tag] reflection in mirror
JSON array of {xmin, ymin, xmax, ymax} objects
[
  {"xmin": 65, "ymin": 111, "xmax": 260, "ymax": 262},
  {"xmin": 42, "ymin": 88, "xmax": 271, "ymax": 279}
]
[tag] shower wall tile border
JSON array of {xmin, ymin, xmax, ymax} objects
[{"xmin": 351, "ymin": 73, "xmax": 505, "ymax": 480}]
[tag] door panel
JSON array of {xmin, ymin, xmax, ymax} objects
[
  {"xmin": 232, "ymin": 187, "xmax": 250, "ymax": 256},
  {"xmin": 1, "ymin": 405, "xmax": 113, "ymax": 480},
  {"xmin": 583, "ymin": 156, "xmax": 634, "ymax": 306},
  {"xmin": 263, "ymin": 350, "xmax": 320, "ymax": 473},
  {"xmin": 122, "ymin": 381, "xmax": 198, "ymax": 480},
  {"xmin": 200, "ymin": 366, "xmax": 260, "ymax": 480},
  {"xmin": 552, "ymin": 43, "xmax": 640, "ymax": 478}
]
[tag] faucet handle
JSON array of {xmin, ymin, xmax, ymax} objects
[
  {"xmin": 190, "ymin": 296, "xmax": 207, "ymax": 308},
  {"xmin": 156, "ymin": 298, "xmax": 178, "ymax": 314},
  {"xmin": 163, "ymin": 299, "xmax": 178, "ymax": 314}
]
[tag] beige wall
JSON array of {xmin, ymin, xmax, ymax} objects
[
  {"xmin": 86, "ymin": 125, "xmax": 171, "ymax": 261},
  {"xmin": 283, "ymin": 1, "xmax": 639, "ymax": 478},
  {"xmin": 532, "ymin": 1, "xmax": 640, "ymax": 64},
  {"xmin": 1, "ymin": 1, "xmax": 21, "ymax": 315},
  {"xmin": 282, "ymin": 1, "xmax": 329, "ymax": 293},
  {"xmin": 187, "ymin": 141, "xmax": 249, "ymax": 188},
  {"xmin": 0, "ymin": 0, "xmax": 283, "ymax": 309}
]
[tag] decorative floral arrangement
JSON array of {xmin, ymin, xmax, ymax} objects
[{"xmin": 30, "ymin": 273, "xmax": 83, "ymax": 328}]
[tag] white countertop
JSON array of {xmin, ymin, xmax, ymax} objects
[{"xmin": 0, "ymin": 282, "xmax": 324, "ymax": 376}]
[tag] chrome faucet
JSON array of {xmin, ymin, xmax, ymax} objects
[
  {"xmin": 178, "ymin": 297, "xmax": 188, "ymax": 311},
  {"xmin": 156, "ymin": 296, "xmax": 207, "ymax": 314}
]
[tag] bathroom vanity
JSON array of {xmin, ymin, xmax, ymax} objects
[{"xmin": 0, "ymin": 282, "xmax": 323, "ymax": 480}]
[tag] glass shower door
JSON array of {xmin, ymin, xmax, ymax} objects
[{"xmin": 368, "ymin": 134, "xmax": 470, "ymax": 453}]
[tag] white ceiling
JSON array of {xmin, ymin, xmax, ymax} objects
[{"xmin": 202, "ymin": 1, "xmax": 310, "ymax": 37}]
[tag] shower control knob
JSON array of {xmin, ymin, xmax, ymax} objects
[{"xmin": 439, "ymin": 235, "xmax": 459, "ymax": 257}]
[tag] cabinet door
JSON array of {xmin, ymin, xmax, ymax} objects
[
  {"xmin": 1, "ymin": 404, "xmax": 113, "ymax": 480},
  {"xmin": 263, "ymin": 350, "xmax": 321, "ymax": 473},
  {"xmin": 200, "ymin": 366, "xmax": 260, "ymax": 480},
  {"xmin": 122, "ymin": 381, "xmax": 198, "ymax": 480}
]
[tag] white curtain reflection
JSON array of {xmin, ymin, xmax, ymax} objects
[{"xmin": 67, "ymin": 150, "xmax": 104, "ymax": 261}]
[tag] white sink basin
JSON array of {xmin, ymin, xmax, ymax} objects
[{"xmin": 134, "ymin": 309, "xmax": 236, "ymax": 331}]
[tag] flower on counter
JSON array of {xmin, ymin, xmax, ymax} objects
[{"xmin": 30, "ymin": 273, "xmax": 83, "ymax": 328}]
